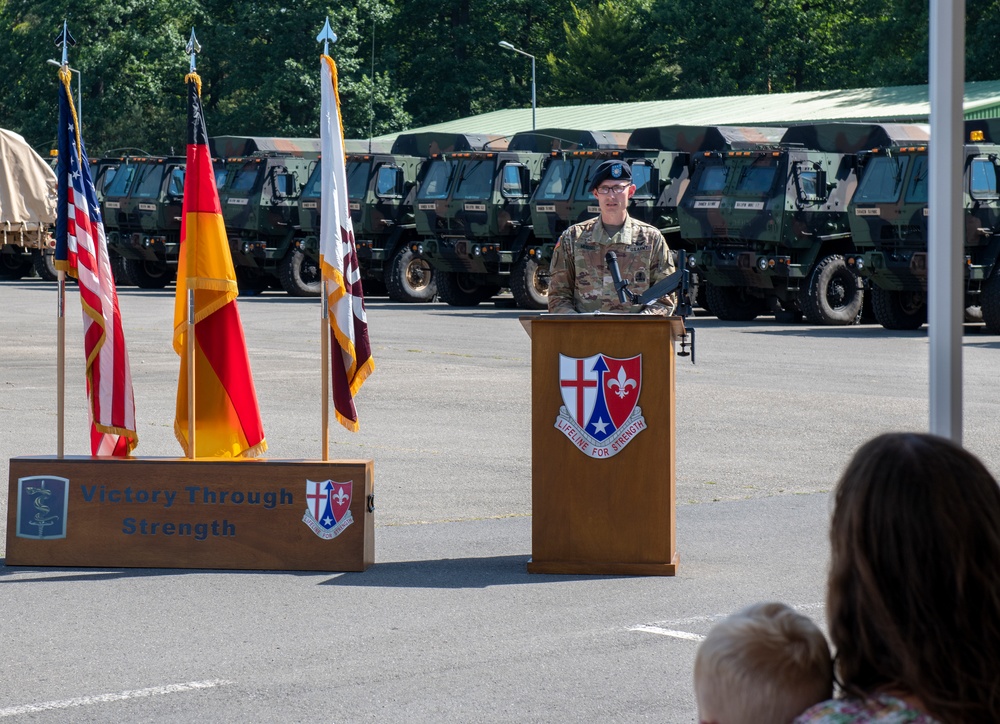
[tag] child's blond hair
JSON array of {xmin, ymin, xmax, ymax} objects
[{"xmin": 694, "ymin": 602, "xmax": 832, "ymax": 724}]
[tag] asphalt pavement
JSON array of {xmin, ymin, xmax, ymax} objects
[{"xmin": 2, "ymin": 278, "xmax": 999, "ymax": 722}]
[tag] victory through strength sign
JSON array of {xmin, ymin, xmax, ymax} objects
[{"xmin": 6, "ymin": 457, "xmax": 374, "ymax": 571}]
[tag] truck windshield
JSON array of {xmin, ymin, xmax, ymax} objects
[
  {"xmin": 417, "ymin": 160, "xmax": 453, "ymax": 200},
  {"xmin": 631, "ymin": 163, "xmax": 653, "ymax": 198},
  {"xmin": 854, "ymin": 155, "xmax": 910, "ymax": 203},
  {"xmin": 131, "ymin": 164, "xmax": 166, "ymax": 199},
  {"xmin": 970, "ymin": 157, "xmax": 998, "ymax": 199},
  {"xmin": 301, "ymin": 167, "xmax": 321, "ymax": 199},
  {"xmin": 904, "ymin": 156, "xmax": 928, "ymax": 203},
  {"xmin": 693, "ymin": 163, "xmax": 727, "ymax": 194},
  {"xmin": 230, "ymin": 162, "xmax": 262, "ymax": 193},
  {"xmin": 105, "ymin": 164, "xmax": 137, "ymax": 198},
  {"xmin": 735, "ymin": 163, "xmax": 777, "ymax": 195},
  {"xmin": 214, "ymin": 164, "xmax": 228, "ymax": 191},
  {"xmin": 537, "ymin": 159, "xmax": 577, "ymax": 200},
  {"xmin": 347, "ymin": 161, "xmax": 371, "ymax": 199},
  {"xmin": 453, "ymin": 160, "xmax": 494, "ymax": 200},
  {"xmin": 167, "ymin": 167, "xmax": 185, "ymax": 197}
]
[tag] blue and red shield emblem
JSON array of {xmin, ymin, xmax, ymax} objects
[
  {"xmin": 555, "ymin": 353, "xmax": 646, "ymax": 458},
  {"xmin": 302, "ymin": 479, "xmax": 354, "ymax": 540}
]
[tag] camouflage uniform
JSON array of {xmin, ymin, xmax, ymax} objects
[{"xmin": 548, "ymin": 214, "xmax": 676, "ymax": 314}]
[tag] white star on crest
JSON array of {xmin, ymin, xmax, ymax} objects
[{"xmin": 591, "ymin": 418, "xmax": 609, "ymax": 434}]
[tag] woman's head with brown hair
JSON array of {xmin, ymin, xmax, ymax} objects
[{"xmin": 828, "ymin": 432, "xmax": 1000, "ymax": 723}]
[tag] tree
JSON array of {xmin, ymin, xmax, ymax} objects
[{"xmin": 546, "ymin": 0, "xmax": 678, "ymax": 104}]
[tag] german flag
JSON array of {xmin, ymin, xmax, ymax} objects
[{"xmin": 172, "ymin": 71, "xmax": 266, "ymax": 458}]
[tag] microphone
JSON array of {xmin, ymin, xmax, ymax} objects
[{"xmin": 606, "ymin": 250, "xmax": 630, "ymax": 304}]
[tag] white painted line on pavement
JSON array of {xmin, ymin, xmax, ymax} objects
[
  {"xmin": 630, "ymin": 602, "xmax": 825, "ymax": 642},
  {"xmin": 629, "ymin": 625, "xmax": 706, "ymax": 642},
  {"xmin": 0, "ymin": 679, "xmax": 234, "ymax": 718}
]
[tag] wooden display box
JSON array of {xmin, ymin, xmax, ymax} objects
[
  {"xmin": 6, "ymin": 456, "xmax": 374, "ymax": 571},
  {"xmin": 524, "ymin": 315, "xmax": 682, "ymax": 576}
]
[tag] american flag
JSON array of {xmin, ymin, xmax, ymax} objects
[
  {"xmin": 54, "ymin": 67, "xmax": 137, "ymax": 456},
  {"xmin": 319, "ymin": 54, "xmax": 374, "ymax": 432}
]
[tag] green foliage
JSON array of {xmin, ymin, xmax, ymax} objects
[
  {"xmin": 0, "ymin": 0, "xmax": 997, "ymax": 156},
  {"xmin": 547, "ymin": 0, "xmax": 678, "ymax": 104}
]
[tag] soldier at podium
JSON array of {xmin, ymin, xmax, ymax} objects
[{"xmin": 548, "ymin": 159, "xmax": 676, "ymax": 315}]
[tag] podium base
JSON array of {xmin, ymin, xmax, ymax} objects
[{"xmin": 527, "ymin": 552, "xmax": 678, "ymax": 577}]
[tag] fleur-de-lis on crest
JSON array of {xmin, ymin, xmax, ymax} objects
[
  {"xmin": 607, "ymin": 366, "xmax": 637, "ymax": 399},
  {"xmin": 332, "ymin": 486, "xmax": 349, "ymax": 505}
]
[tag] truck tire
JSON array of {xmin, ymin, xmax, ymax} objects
[
  {"xmin": 386, "ymin": 247, "xmax": 436, "ymax": 303},
  {"xmin": 0, "ymin": 252, "xmax": 32, "ymax": 279},
  {"xmin": 278, "ymin": 249, "xmax": 321, "ymax": 297},
  {"xmin": 870, "ymin": 287, "xmax": 926, "ymax": 330},
  {"xmin": 436, "ymin": 272, "xmax": 492, "ymax": 307},
  {"xmin": 31, "ymin": 249, "xmax": 58, "ymax": 281},
  {"xmin": 705, "ymin": 282, "xmax": 760, "ymax": 321},
  {"xmin": 111, "ymin": 254, "xmax": 135, "ymax": 286},
  {"xmin": 125, "ymin": 258, "xmax": 173, "ymax": 289},
  {"xmin": 799, "ymin": 254, "xmax": 864, "ymax": 325},
  {"xmin": 981, "ymin": 274, "xmax": 1000, "ymax": 333},
  {"xmin": 510, "ymin": 256, "xmax": 548, "ymax": 310}
]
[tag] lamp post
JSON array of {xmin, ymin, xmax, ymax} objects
[
  {"xmin": 498, "ymin": 40, "xmax": 535, "ymax": 130},
  {"xmin": 47, "ymin": 58, "xmax": 82, "ymax": 132}
]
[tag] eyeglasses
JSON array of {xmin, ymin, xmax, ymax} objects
[{"xmin": 595, "ymin": 184, "xmax": 631, "ymax": 195}]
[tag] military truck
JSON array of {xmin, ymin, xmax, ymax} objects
[
  {"xmin": 0, "ymin": 128, "xmax": 57, "ymax": 280},
  {"xmin": 102, "ymin": 155, "xmax": 184, "ymax": 288},
  {"xmin": 212, "ymin": 137, "xmax": 319, "ymax": 295},
  {"xmin": 416, "ymin": 128, "xmax": 631, "ymax": 308},
  {"xmin": 680, "ymin": 123, "xmax": 928, "ymax": 324},
  {"xmin": 528, "ymin": 132, "xmax": 635, "ymax": 262},
  {"xmin": 846, "ymin": 119, "xmax": 1000, "ymax": 331},
  {"xmin": 348, "ymin": 132, "xmax": 506, "ymax": 302}
]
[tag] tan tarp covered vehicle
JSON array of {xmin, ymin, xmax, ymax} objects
[{"xmin": 1, "ymin": 128, "xmax": 57, "ymax": 277}]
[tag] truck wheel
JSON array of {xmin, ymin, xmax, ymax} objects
[
  {"xmin": 800, "ymin": 254, "xmax": 864, "ymax": 325},
  {"xmin": 0, "ymin": 252, "xmax": 32, "ymax": 279},
  {"xmin": 981, "ymin": 274, "xmax": 1000, "ymax": 333},
  {"xmin": 124, "ymin": 259, "xmax": 173, "ymax": 289},
  {"xmin": 278, "ymin": 249, "xmax": 321, "ymax": 297},
  {"xmin": 510, "ymin": 256, "xmax": 548, "ymax": 310},
  {"xmin": 387, "ymin": 247, "xmax": 436, "ymax": 303},
  {"xmin": 436, "ymin": 272, "xmax": 491, "ymax": 307},
  {"xmin": 111, "ymin": 254, "xmax": 135, "ymax": 286},
  {"xmin": 31, "ymin": 249, "xmax": 58, "ymax": 281},
  {"xmin": 870, "ymin": 287, "xmax": 926, "ymax": 330},
  {"xmin": 705, "ymin": 282, "xmax": 760, "ymax": 321}
]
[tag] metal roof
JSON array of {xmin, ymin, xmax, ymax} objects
[{"xmin": 369, "ymin": 79, "xmax": 1000, "ymax": 146}]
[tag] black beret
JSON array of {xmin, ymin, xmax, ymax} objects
[{"xmin": 589, "ymin": 160, "xmax": 632, "ymax": 190}]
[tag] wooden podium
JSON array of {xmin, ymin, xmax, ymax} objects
[{"xmin": 523, "ymin": 315, "xmax": 683, "ymax": 576}]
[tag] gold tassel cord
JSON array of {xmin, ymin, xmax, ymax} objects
[
  {"xmin": 58, "ymin": 67, "xmax": 82, "ymax": 164},
  {"xmin": 184, "ymin": 71, "xmax": 202, "ymax": 97}
]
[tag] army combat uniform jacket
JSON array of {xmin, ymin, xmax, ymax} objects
[{"xmin": 547, "ymin": 215, "xmax": 676, "ymax": 315}]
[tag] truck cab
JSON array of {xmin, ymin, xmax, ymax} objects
[{"xmin": 847, "ymin": 119, "xmax": 1000, "ymax": 330}]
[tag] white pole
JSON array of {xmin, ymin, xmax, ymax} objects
[
  {"xmin": 187, "ymin": 288, "xmax": 196, "ymax": 458},
  {"xmin": 57, "ymin": 271, "xmax": 66, "ymax": 458},
  {"xmin": 928, "ymin": 0, "xmax": 965, "ymax": 443},
  {"xmin": 321, "ymin": 280, "xmax": 330, "ymax": 461}
]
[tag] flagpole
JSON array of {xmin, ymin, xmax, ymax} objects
[
  {"xmin": 321, "ymin": 280, "xmax": 330, "ymax": 461},
  {"xmin": 57, "ymin": 271, "xmax": 66, "ymax": 458},
  {"xmin": 187, "ymin": 288, "xmax": 196, "ymax": 458}
]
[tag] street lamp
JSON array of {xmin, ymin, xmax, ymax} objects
[
  {"xmin": 47, "ymin": 58, "xmax": 82, "ymax": 132},
  {"xmin": 498, "ymin": 40, "xmax": 535, "ymax": 130}
]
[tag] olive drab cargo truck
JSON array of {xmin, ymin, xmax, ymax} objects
[
  {"xmin": 347, "ymin": 132, "xmax": 506, "ymax": 303},
  {"xmin": 103, "ymin": 155, "xmax": 185, "ymax": 288},
  {"xmin": 211, "ymin": 137, "xmax": 320, "ymax": 296},
  {"xmin": 0, "ymin": 128, "xmax": 57, "ymax": 280},
  {"xmin": 846, "ymin": 119, "xmax": 1000, "ymax": 331},
  {"xmin": 528, "ymin": 131, "xmax": 633, "ymax": 268},
  {"xmin": 680, "ymin": 123, "xmax": 927, "ymax": 324},
  {"xmin": 416, "ymin": 129, "xmax": 632, "ymax": 308}
]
